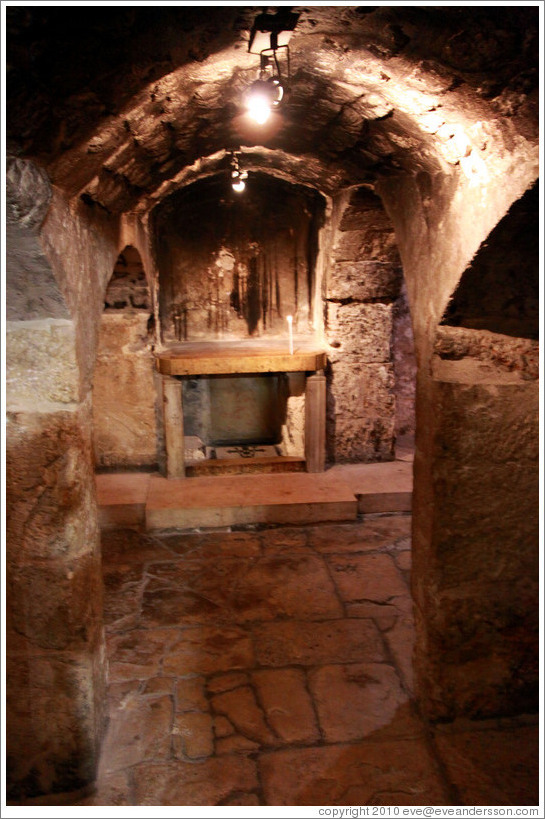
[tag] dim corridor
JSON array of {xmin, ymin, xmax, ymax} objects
[{"xmin": 77, "ymin": 516, "xmax": 538, "ymax": 807}]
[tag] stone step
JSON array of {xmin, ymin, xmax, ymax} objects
[
  {"xmin": 95, "ymin": 459, "xmax": 413, "ymax": 531},
  {"xmin": 145, "ymin": 472, "xmax": 358, "ymax": 530},
  {"xmin": 96, "ymin": 472, "xmax": 151, "ymax": 528},
  {"xmin": 328, "ymin": 461, "xmax": 413, "ymax": 514}
]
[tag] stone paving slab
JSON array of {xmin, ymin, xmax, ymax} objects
[
  {"xmin": 70, "ymin": 519, "xmax": 538, "ymax": 808},
  {"xmin": 131, "ymin": 756, "xmax": 259, "ymax": 806},
  {"xmin": 325, "ymin": 551, "xmax": 408, "ymax": 602},
  {"xmin": 140, "ymin": 552, "xmax": 343, "ymax": 626},
  {"xmin": 308, "ymin": 662, "xmax": 418, "ymax": 742},
  {"xmin": 253, "ymin": 619, "xmax": 386, "ymax": 667},
  {"xmin": 258, "ymin": 739, "xmax": 451, "ymax": 805}
]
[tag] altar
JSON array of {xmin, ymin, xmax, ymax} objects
[{"xmin": 155, "ymin": 342, "xmax": 327, "ymax": 478}]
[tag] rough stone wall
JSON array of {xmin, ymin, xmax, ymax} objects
[
  {"xmin": 377, "ymin": 140, "xmax": 539, "ymax": 720},
  {"xmin": 417, "ymin": 329, "xmax": 539, "ymax": 718},
  {"xmin": 153, "ymin": 174, "xmax": 325, "ymax": 343},
  {"xmin": 92, "ymin": 314, "xmax": 157, "ymax": 469},
  {"xmin": 393, "ymin": 281, "xmax": 417, "ymax": 441},
  {"xmin": 6, "ymin": 401, "xmax": 107, "ymax": 798},
  {"xmin": 6, "ymin": 160, "xmax": 120, "ymax": 798},
  {"xmin": 325, "ymin": 187, "xmax": 403, "ymax": 463}
]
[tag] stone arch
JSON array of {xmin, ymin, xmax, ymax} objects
[
  {"xmin": 103, "ymin": 244, "xmax": 152, "ymax": 312},
  {"xmin": 376, "ymin": 171, "xmax": 540, "ymax": 720},
  {"xmin": 440, "ymin": 181, "xmax": 539, "ymax": 340},
  {"xmin": 5, "ymin": 5, "xmax": 540, "ymax": 799}
]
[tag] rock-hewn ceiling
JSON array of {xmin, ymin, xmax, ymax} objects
[{"xmin": 6, "ymin": 5, "xmax": 539, "ymax": 213}]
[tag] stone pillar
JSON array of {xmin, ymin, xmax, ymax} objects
[
  {"xmin": 163, "ymin": 376, "xmax": 185, "ymax": 478},
  {"xmin": 305, "ymin": 370, "xmax": 326, "ymax": 472},
  {"xmin": 6, "ymin": 400, "xmax": 107, "ymax": 800}
]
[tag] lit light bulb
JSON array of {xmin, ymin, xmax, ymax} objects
[
  {"xmin": 246, "ymin": 78, "xmax": 283, "ymax": 125},
  {"xmin": 247, "ymin": 90, "xmax": 272, "ymax": 125},
  {"xmin": 232, "ymin": 179, "xmax": 246, "ymax": 193}
]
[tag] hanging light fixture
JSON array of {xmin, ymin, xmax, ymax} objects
[
  {"xmin": 230, "ymin": 152, "xmax": 248, "ymax": 193},
  {"xmin": 245, "ymin": 11, "xmax": 299, "ymax": 125}
]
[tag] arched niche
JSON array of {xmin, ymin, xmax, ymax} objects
[
  {"xmin": 151, "ymin": 172, "xmax": 326, "ymax": 344},
  {"xmin": 92, "ymin": 245, "xmax": 158, "ymax": 470}
]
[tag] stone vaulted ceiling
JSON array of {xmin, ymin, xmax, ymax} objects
[{"xmin": 6, "ymin": 5, "xmax": 539, "ymax": 214}]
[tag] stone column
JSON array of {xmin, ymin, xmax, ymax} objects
[
  {"xmin": 162, "ymin": 376, "xmax": 185, "ymax": 478},
  {"xmin": 305, "ymin": 370, "xmax": 326, "ymax": 472}
]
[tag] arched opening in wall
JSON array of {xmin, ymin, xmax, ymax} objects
[
  {"xmin": 423, "ymin": 179, "xmax": 540, "ymax": 718},
  {"xmin": 92, "ymin": 245, "xmax": 158, "ymax": 471},
  {"xmin": 440, "ymin": 181, "xmax": 539, "ymax": 341},
  {"xmin": 325, "ymin": 186, "xmax": 416, "ymax": 464},
  {"xmin": 150, "ymin": 173, "xmax": 327, "ymax": 468}
]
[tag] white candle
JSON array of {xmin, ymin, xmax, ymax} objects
[{"xmin": 286, "ymin": 315, "xmax": 293, "ymax": 354}]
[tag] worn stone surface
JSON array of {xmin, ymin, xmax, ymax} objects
[
  {"xmin": 175, "ymin": 676, "xmax": 208, "ymax": 712},
  {"xmin": 132, "ymin": 757, "xmax": 259, "ymax": 806},
  {"xmin": 102, "ymin": 563, "xmax": 144, "ymax": 631},
  {"xmin": 173, "ymin": 711, "xmax": 215, "ymax": 759},
  {"xmin": 327, "ymin": 361, "xmax": 396, "ymax": 462},
  {"xmin": 7, "ymin": 8, "xmax": 538, "ymax": 213},
  {"xmin": 6, "ymin": 320, "xmax": 80, "ymax": 407},
  {"xmin": 100, "ymin": 693, "xmax": 172, "ymax": 771},
  {"xmin": 6, "ymin": 647, "xmax": 106, "ymax": 800},
  {"xmin": 142, "ymin": 552, "xmax": 343, "ymax": 626},
  {"xmin": 5, "ymin": 403, "xmax": 107, "ymax": 799},
  {"xmin": 327, "ymin": 302, "xmax": 392, "ymax": 360},
  {"xmin": 163, "ymin": 626, "xmax": 255, "ymax": 676},
  {"xmin": 259, "ymin": 740, "xmax": 450, "ymax": 805},
  {"xmin": 5, "ymin": 157, "xmax": 67, "ymax": 322},
  {"xmin": 207, "ymin": 671, "xmax": 249, "ymax": 694},
  {"xmin": 307, "ymin": 516, "xmax": 412, "ymax": 553},
  {"xmin": 211, "ymin": 686, "xmax": 278, "ymax": 746},
  {"xmin": 309, "ymin": 663, "xmax": 412, "ymax": 742},
  {"xmin": 325, "ymin": 552, "xmax": 408, "ymax": 603},
  {"xmin": 6, "ymin": 407, "xmax": 99, "ymax": 565},
  {"xmin": 107, "ymin": 628, "xmax": 178, "ymax": 681},
  {"xmin": 434, "ymin": 325, "xmax": 539, "ymax": 381},
  {"xmin": 411, "ymin": 373, "xmax": 538, "ymax": 719},
  {"xmin": 158, "ymin": 530, "xmax": 262, "ymax": 559},
  {"xmin": 59, "ymin": 521, "xmax": 539, "ymax": 807},
  {"xmin": 328, "ymin": 260, "xmax": 402, "ymax": 301},
  {"xmin": 39, "ymin": 188, "xmax": 120, "ymax": 396},
  {"xmin": 393, "ymin": 281, "xmax": 417, "ymax": 438},
  {"xmin": 333, "ymin": 224, "xmax": 400, "ymax": 264},
  {"xmin": 92, "ymin": 313, "xmax": 157, "ymax": 469},
  {"xmin": 253, "ymin": 619, "xmax": 385, "ymax": 667},
  {"xmin": 253, "ymin": 668, "xmax": 320, "ymax": 744}
]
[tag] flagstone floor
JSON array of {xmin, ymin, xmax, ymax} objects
[{"xmin": 77, "ymin": 514, "xmax": 539, "ymax": 807}]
